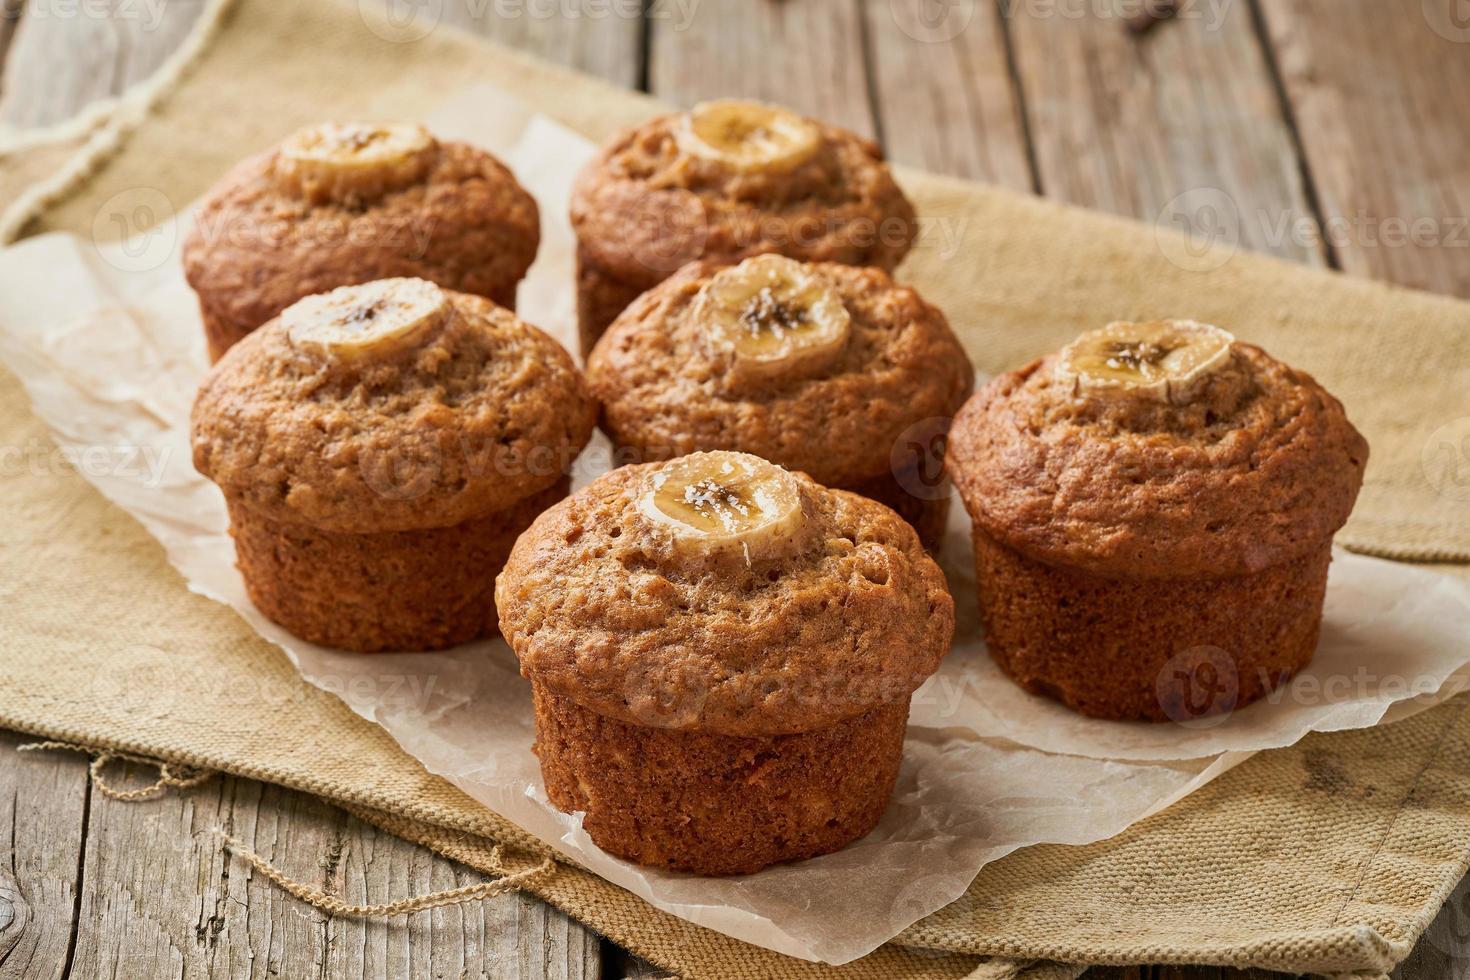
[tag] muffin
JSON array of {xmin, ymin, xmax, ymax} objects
[
  {"xmin": 184, "ymin": 122, "xmax": 539, "ymax": 361},
  {"xmin": 191, "ymin": 277, "xmax": 595, "ymax": 652},
  {"xmin": 946, "ymin": 319, "xmax": 1368, "ymax": 722},
  {"xmin": 496, "ymin": 451, "xmax": 954, "ymax": 874},
  {"xmin": 586, "ymin": 255, "xmax": 974, "ymax": 550},
  {"xmin": 570, "ymin": 99, "xmax": 917, "ymax": 356}
]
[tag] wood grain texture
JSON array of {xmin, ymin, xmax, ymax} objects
[
  {"xmin": 648, "ymin": 0, "xmax": 876, "ymax": 137},
  {"xmin": 861, "ymin": 0, "xmax": 1035, "ymax": 189},
  {"xmin": 57, "ymin": 760, "xmax": 599, "ymax": 979},
  {"xmin": 1258, "ymin": 0, "xmax": 1470, "ymax": 298},
  {"xmin": 1393, "ymin": 869, "xmax": 1470, "ymax": 979},
  {"xmin": 0, "ymin": 0, "xmax": 205, "ymax": 127},
  {"xmin": 430, "ymin": 0, "xmax": 644, "ymax": 89},
  {"xmin": 1005, "ymin": 0, "xmax": 1326, "ymax": 267},
  {"xmin": 0, "ymin": 733, "xmax": 89, "ymax": 980}
]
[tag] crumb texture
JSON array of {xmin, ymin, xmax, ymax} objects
[
  {"xmin": 972, "ymin": 528, "xmax": 1330, "ymax": 721},
  {"xmin": 496, "ymin": 463, "xmax": 955, "ymax": 737},
  {"xmin": 533, "ymin": 684, "xmax": 905, "ymax": 875},
  {"xmin": 183, "ymin": 141, "xmax": 539, "ymax": 351},
  {"xmin": 588, "ymin": 260, "xmax": 974, "ymax": 489},
  {"xmin": 570, "ymin": 110, "xmax": 916, "ymax": 293},
  {"xmin": 947, "ymin": 343, "xmax": 1368, "ymax": 578},
  {"xmin": 191, "ymin": 290, "xmax": 595, "ymax": 533}
]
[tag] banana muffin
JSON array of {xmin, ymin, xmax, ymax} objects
[
  {"xmin": 496, "ymin": 451, "xmax": 954, "ymax": 875},
  {"xmin": 570, "ymin": 99, "xmax": 917, "ymax": 356},
  {"xmin": 184, "ymin": 122, "xmax": 539, "ymax": 361},
  {"xmin": 191, "ymin": 278, "xmax": 595, "ymax": 652},
  {"xmin": 586, "ymin": 255, "xmax": 974, "ymax": 550},
  {"xmin": 946, "ymin": 320, "xmax": 1368, "ymax": 722}
]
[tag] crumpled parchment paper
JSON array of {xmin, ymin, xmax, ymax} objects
[{"xmin": 1, "ymin": 85, "xmax": 1467, "ymax": 965}]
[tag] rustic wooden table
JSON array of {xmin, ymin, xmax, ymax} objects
[{"xmin": 1, "ymin": 1, "xmax": 1467, "ymax": 977}]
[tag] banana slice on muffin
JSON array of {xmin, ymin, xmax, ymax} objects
[
  {"xmin": 184, "ymin": 122, "xmax": 538, "ymax": 362},
  {"xmin": 570, "ymin": 101, "xmax": 916, "ymax": 355},
  {"xmin": 675, "ymin": 99, "xmax": 821, "ymax": 173},
  {"xmin": 497, "ymin": 452, "xmax": 954, "ymax": 875},
  {"xmin": 284, "ymin": 277, "xmax": 449, "ymax": 360},
  {"xmin": 275, "ymin": 122, "xmax": 437, "ymax": 205},
  {"xmin": 637, "ymin": 451, "xmax": 809, "ymax": 560},
  {"xmin": 1056, "ymin": 319, "xmax": 1234, "ymax": 403},
  {"xmin": 694, "ymin": 254, "xmax": 851, "ymax": 387},
  {"xmin": 946, "ymin": 320, "xmax": 1368, "ymax": 722}
]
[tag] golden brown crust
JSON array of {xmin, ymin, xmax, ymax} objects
[
  {"xmin": 191, "ymin": 290, "xmax": 596, "ymax": 534},
  {"xmin": 946, "ymin": 343, "xmax": 1368, "ymax": 579},
  {"xmin": 228, "ymin": 479, "xmax": 567, "ymax": 653},
  {"xmin": 971, "ymin": 528, "xmax": 1330, "ymax": 721},
  {"xmin": 533, "ymin": 683, "xmax": 905, "ymax": 875},
  {"xmin": 495, "ymin": 462, "xmax": 954, "ymax": 737},
  {"xmin": 569, "ymin": 111, "xmax": 916, "ymax": 293},
  {"xmin": 586, "ymin": 260, "xmax": 974, "ymax": 489},
  {"xmin": 183, "ymin": 140, "xmax": 539, "ymax": 355}
]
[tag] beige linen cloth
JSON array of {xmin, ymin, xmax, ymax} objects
[{"xmin": 2, "ymin": 0, "xmax": 1469, "ymax": 977}]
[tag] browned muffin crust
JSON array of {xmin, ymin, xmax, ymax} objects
[
  {"xmin": 496, "ymin": 462, "xmax": 954, "ymax": 737},
  {"xmin": 230, "ymin": 478, "xmax": 567, "ymax": 652},
  {"xmin": 571, "ymin": 115, "xmax": 915, "ymax": 292},
  {"xmin": 183, "ymin": 140, "xmax": 539, "ymax": 356},
  {"xmin": 947, "ymin": 344, "xmax": 1368, "ymax": 579},
  {"xmin": 191, "ymin": 290, "xmax": 595, "ymax": 535},
  {"xmin": 533, "ymin": 685, "xmax": 905, "ymax": 875},
  {"xmin": 587, "ymin": 260, "xmax": 974, "ymax": 489},
  {"xmin": 973, "ymin": 528, "xmax": 1331, "ymax": 721}
]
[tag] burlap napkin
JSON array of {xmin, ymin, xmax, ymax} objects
[{"xmin": 2, "ymin": 0, "xmax": 1468, "ymax": 976}]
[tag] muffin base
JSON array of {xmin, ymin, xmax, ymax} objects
[
  {"xmin": 202, "ymin": 281, "xmax": 521, "ymax": 363},
  {"xmin": 972, "ymin": 528, "xmax": 1332, "ymax": 721},
  {"xmin": 228, "ymin": 479, "xmax": 566, "ymax": 652},
  {"xmin": 532, "ymin": 683, "xmax": 908, "ymax": 875},
  {"xmin": 576, "ymin": 246, "xmax": 650, "ymax": 359}
]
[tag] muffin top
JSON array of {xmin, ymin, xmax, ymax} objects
[
  {"xmin": 947, "ymin": 320, "xmax": 1369, "ymax": 579},
  {"xmin": 191, "ymin": 278, "xmax": 595, "ymax": 534},
  {"xmin": 587, "ymin": 256, "xmax": 975, "ymax": 487},
  {"xmin": 183, "ymin": 122, "xmax": 539, "ymax": 333},
  {"xmin": 496, "ymin": 451, "xmax": 954, "ymax": 737},
  {"xmin": 569, "ymin": 100, "xmax": 916, "ymax": 291}
]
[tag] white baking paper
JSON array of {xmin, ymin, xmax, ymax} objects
[{"xmin": 1, "ymin": 84, "xmax": 1467, "ymax": 965}]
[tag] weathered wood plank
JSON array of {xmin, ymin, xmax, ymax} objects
[
  {"xmin": 0, "ymin": 0, "xmax": 23, "ymax": 96},
  {"xmin": 0, "ymin": 0, "xmax": 205, "ymax": 128},
  {"xmin": 60, "ymin": 759, "xmax": 600, "ymax": 979},
  {"xmin": 0, "ymin": 732, "xmax": 90, "ymax": 980},
  {"xmin": 430, "ymin": 0, "xmax": 644, "ymax": 89},
  {"xmin": 861, "ymin": 0, "xmax": 1034, "ymax": 189},
  {"xmin": 1257, "ymin": 0, "xmax": 1470, "ymax": 298},
  {"xmin": 648, "ymin": 0, "xmax": 876, "ymax": 138},
  {"xmin": 1393, "ymin": 868, "xmax": 1470, "ymax": 979},
  {"xmin": 1005, "ymin": 0, "xmax": 1325, "ymax": 268}
]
